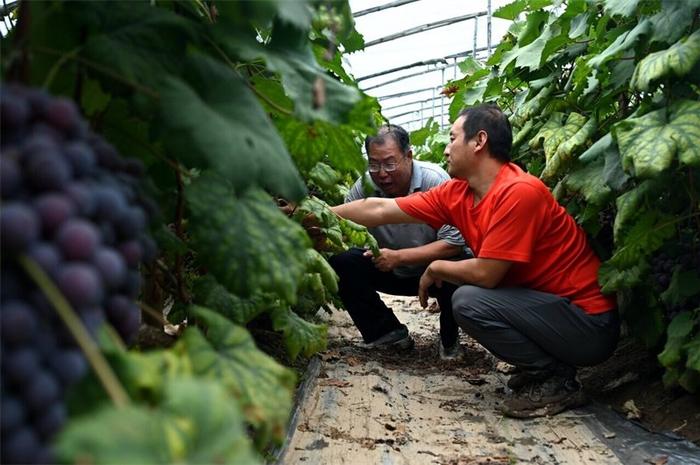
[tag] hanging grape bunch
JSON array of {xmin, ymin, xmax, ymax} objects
[{"xmin": 0, "ymin": 84, "xmax": 156, "ymax": 464}]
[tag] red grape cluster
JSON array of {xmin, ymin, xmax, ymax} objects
[{"xmin": 0, "ymin": 84, "xmax": 156, "ymax": 463}]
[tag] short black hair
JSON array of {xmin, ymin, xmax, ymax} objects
[
  {"xmin": 458, "ymin": 104, "xmax": 512, "ymax": 162},
  {"xmin": 364, "ymin": 124, "xmax": 410, "ymax": 156}
]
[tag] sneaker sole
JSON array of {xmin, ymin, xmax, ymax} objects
[
  {"xmin": 500, "ymin": 391, "xmax": 589, "ymax": 419},
  {"xmin": 357, "ymin": 336, "xmax": 414, "ymax": 351}
]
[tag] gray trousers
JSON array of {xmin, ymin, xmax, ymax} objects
[{"xmin": 451, "ymin": 286, "xmax": 620, "ymax": 372}]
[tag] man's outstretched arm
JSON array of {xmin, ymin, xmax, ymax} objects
[{"xmin": 331, "ymin": 198, "xmax": 421, "ymax": 228}]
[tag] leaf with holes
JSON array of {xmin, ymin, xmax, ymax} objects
[{"xmin": 186, "ymin": 173, "xmax": 310, "ymax": 303}]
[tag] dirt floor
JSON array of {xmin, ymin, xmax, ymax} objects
[{"xmin": 275, "ymin": 295, "xmax": 700, "ymax": 465}]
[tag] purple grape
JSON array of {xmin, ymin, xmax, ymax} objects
[
  {"xmin": 25, "ymin": 149, "xmax": 73, "ymax": 191},
  {"xmin": 119, "ymin": 240, "xmax": 143, "ymax": 267},
  {"xmin": 0, "ymin": 202, "xmax": 40, "ymax": 251},
  {"xmin": 80, "ymin": 307, "xmax": 106, "ymax": 337},
  {"xmin": 64, "ymin": 142, "xmax": 97, "ymax": 178},
  {"xmin": 140, "ymin": 235, "xmax": 157, "ymax": 263},
  {"xmin": 0, "ymin": 93, "xmax": 30, "ymax": 131},
  {"xmin": 43, "ymin": 97, "xmax": 80, "ymax": 135},
  {"xmin": 23, "ymin": 371, "xmax": 60, "ymax": 412},
  {"xmin": 116, "ymin": 206, "xmax": 147, "ymax": 239},
  {"xmin": 48, "ymin": 349, "xmax": 87, "ymax": 386},
  {"xmin": 26, "ymin": 242, "xmax": 62, "ymax": 277},
  {"xmin": 2, "ymin": 348, "xmax": 41, "ymax": 386},
  {"xmin": 56, "ymin": 263, "xmax": 103, "ymax": 308},
  {"xmin": 64, "ymin": 182, "xmax": 97, "ymax": 217},
  {"xmin": 34, "ymin": 401, "xmax": 67, "ymax": 439},
  {"xmin": 0, "ymin": 301, "xmax": 37, "ymax": 346},
  {"xmin": 122, "ymin": 270, "xmax": 142, "ymax": 298},
  {"xmin": 0, "ymin": 394, "xmax": 26, "ymax": 434},
  {"xmin": 34, "ymin": 193, "xmax": 75, "ymax": 234},
  {"xmin": 93, "ymin": 247, "xmax": 127, "ymax": 289},
  {"xmin": 1, "ymin": 426, "xmax": 39, "ymax": 464},
  {"xmin": 56, "ymin": 219, "xmax": 100, "ymax": 260},
  {"xmin": 94, "ymin": 186, "xmax": 127, "ymax": 223},
  {"xmin": 1, "ymin": 156, "xmax": 23, "ymax": 198}
]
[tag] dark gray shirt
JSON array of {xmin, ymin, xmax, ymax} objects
[{"xmin": 345, "ymin": 160, "xmax": 465, "ymax": 278}]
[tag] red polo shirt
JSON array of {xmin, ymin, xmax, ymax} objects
[{"xmin": 395, "ymin": 163, "xmax": 615, "ymax": 314}]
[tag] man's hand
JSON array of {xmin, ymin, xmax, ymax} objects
[
  {"xmin": 364, "ymin": 248, "xmax": 402, "ymax": 272},
  {"xmin": 418, "ymin": 264, "xmax": 442, "ymax": 308}
]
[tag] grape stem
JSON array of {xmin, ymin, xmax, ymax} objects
[
  {"xmin": 18, "ymin": 255, "xmax": 131, "ymax": 409},
  {"xmin": 137, "ymin": 301, "xmax": 170, "ymax": 327}
]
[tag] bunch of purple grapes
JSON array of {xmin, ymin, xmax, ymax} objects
[{"xmin": 0, "ymin": 84, "xmax": 156, "ymax": 464}]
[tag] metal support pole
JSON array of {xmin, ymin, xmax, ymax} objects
[
  {"xmin": 487, "ymin": 0, "xmax": 493, "ymax": 55},
  {"xmin": 440, "ymin": 67, "xmax": 445, "ymax": 127},
  {"xmin": 473, "ymin": 17, "xmax": 478, "ymax": 58}
]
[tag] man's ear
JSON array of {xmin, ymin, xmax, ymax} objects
[
  {"xmin": 406, "ymin": 149, "xmax": 413, "ymax": 160},
  {"xmin": 474, "ymin": 130, "xmax": 488, "ymax": 152}
]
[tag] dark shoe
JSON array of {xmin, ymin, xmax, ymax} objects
[
  {"xmin": 500, "ymin": 374, "xmax": 588, "ymax": 419},
  {"xmin": 439, "ymin": 341, "xmax": 463, "ymax": 361},
  {"xmin": 357, "ymin": 326, "xmax": 414, "ymax": 350},
  {"xmin": 507, "ymin": 368, "xmax": 553, "ymax": 392}
]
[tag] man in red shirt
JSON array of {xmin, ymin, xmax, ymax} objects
[{"xmin": 332, "ymin": 104, "xmax": 619, "ymax": 418}]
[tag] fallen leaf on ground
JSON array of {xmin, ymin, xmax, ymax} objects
[
  {"xmin": 623, "ymin": 399, "xmax": 642, "ymax": 420},
  {"xmin": 319, "ymin": 378, "xmax": 352, "ymax": 388},
  {"xmin": 645, "ymin": 455, "xmax": 668, "ymax": 465}
]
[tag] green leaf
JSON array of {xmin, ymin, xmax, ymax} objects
[
  {"xmin": 153, "ymin": 225, "xmax": 188, "ymax": 256},
  {"xmin": 631, "ymin": 29, "xmax": 700, "ymax": 91},
  {"xmin": 588, "ymin": 19, "xmax": 650, "ymax": 69},
  {"xmin": 517, "ymin": 10, "xmax": 550, "ymax": 46},
  {"xmin": 185, "ymin": 173, "xmax": 310, "ymax": 303},
  {"xmin": 180, "ymin": 307, "xmax": 296, "ymax": 440},
  {"xmin": 73, "ymin": 2, "xmax": 192, "ymax": 91},
  {"xmin": 512, "ymin": 86, "xmax": 553, "ymax": 128},
  {"xmin": 660, "ymin": 270, "xmax": 700, "ymax": 309},
  {"xmin": 604, "ymin": 0, "xmax": 640, "ymax": 17},
  {"xmin": 658, "ymin": 312, "xmax": 694, "ymax": 367},
  {"xmin": 309, "ymin": 162, "xmax": 342, "ymax": 191},
  {"xmin": 542, "ymin": 115, "xmax": 597, "ymax": 181},
  {"xmin": 191, "ymin": 275, "xmax": 276, "ymax": 325},
  {"xmin": 275, "ymin": 0, "xmax": 313, "ymax": 30},
  {"xmin": 569, "ymin": 12, "xmax": 590, "ymax": 39},
  {"xmin": 493, "ymin": 0, "xmax": 553, "ymax": 20},
  {"xmin": 602, "ymin": 143, "xmax": 630, "ymax": 191},
  {"xmin": 649, "ymin": 0, "xmax": 695, "ymax": 45},
  {"xmin": 679, "ymin": 364, "xmax": 700, "ymax": 393},
  {"xmin": 529, "ymin": 112, "xmax": 564, "ymax": 150},
  {"xmin": 686, "ymin": 334, "xmax": 700, "ymax": 372},
  {"xmin": 619, "ymin": 288, "xmax": 665, "ymax": 348},
  {"xmin": 56, "ymin": 378, "xmax": 260, "ymax": 465},
  {"xmin": 613, "ymin": 180, "xmax": 654, "ymax": 241},
  {"xmin": 563, "ymin": 156, "xmax": 612, "ymax": 205},
  {"xmin": 277, "ymin": 117, "xmax": 365, "ymax": 173},
  {"xmin": 159, "ymin": 55, "xmax": 306, "ymax": 200},
  {"xmin": 270, "ymin": 306, "xmax": 328, "ymax": 360},
  {"xmin": 579, "ymin": 133, "xmax": 612, "ymax": 162},
  {"xmin": 613, "ymin": 100, "xmax": 700, "ymax": 178},
  {"xmin": 599, "ymin": 261, "xmax": 648, "ymax": 293},
  {"xmin": 608, "ymin": 211, "xmax": 676, "ymax": 268},
  {"xmin": 457, "ymin": 57, "xmax": 485, "ymax": 75}
]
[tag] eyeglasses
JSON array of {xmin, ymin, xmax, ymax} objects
[{"xmin": 368, "ymin": 162, "xmax": 398, "ymax": 173}]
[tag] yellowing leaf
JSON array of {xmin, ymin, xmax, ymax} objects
[
  {"xmin": 613, "ymin": 100, "xmax": 700, "ymax": 178},
  {"xmin": 631, "ymin": 29, "xmax": 700, "ymax": 91}
]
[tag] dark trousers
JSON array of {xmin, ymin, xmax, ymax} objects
[
  {"xmin": 329, "ymin": 248, "xmax": 458, "ymax": 346},
  {"xmin": 451, "ymin": 285, "xmax": 620, "ymax": 373}
]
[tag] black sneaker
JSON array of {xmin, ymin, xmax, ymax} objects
[
  {"xmin": 357, "ymin": 326, "xmax": 414, "ymax": 350},
  {"xmin": 507, "ymin": 368, "xmax": 553, "ymax": 392},
  {"xmin": 500, "ymin": 374, "xmax": 588, "ymax": 418},
  {"xmin": 439, "ymin": 341, "xmax": 463, "ymax": 361}
]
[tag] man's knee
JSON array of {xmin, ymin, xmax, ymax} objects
[
  {"xmin": 328, "ymin": 248, "xmax": 367, "ymax": 277},
  {"xmin": 451, "ymin": 285, "xmax": 494, "ymax": 327}
]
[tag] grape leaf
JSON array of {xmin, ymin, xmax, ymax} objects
[
  {"xmin": 563, "ymin": 156, "xmax": 612, "ymax": 205},
  {"xmin": 191, "ymin": 275, "xmax": 278, "ymax": 325},
  {"xmin": 658, "ymin": 312, "xmax": 694, "ymax": 368},
  {"xmin": 579, "ymin": 133, "xmax": 612, "ymax": 162},
  {"xmin": 159, "ymin": 55, "xmax": 306, "ymax": 200},
  {"xmin": 630, "ymin": 29, "xmax": 700, "ymax": 91},
  {"xmin": 660, "ymin": 270, "xmax": 700, "ymax": 309},
  {"xmin": 517, "ymin": 10, "xmax": 550, "ymax": 47},
  {"xmin": 542, "ymin": 115, "xmax": 596, "ymax": 181},
  {"xmin": 569, "ymin": 12, "xmax": 590, "ymax": 39},
  {"xmin": 599, "ymin": 261, "xmax": 648, "ymax": 293},
  {"xmin": 613, "ymin": 99, "xmax": 700, "ymax": 178},
  {"xmin": 608, "ymin": 211, "xmax": 676, "ymax": 268},
  {"xmin": 602, "ymin": 143, "xmax": 629, "ymax": 191},
  {"xmin": 56, "ymin": 378, "xmax": 260, "ymax": 465},
  {"xmin": 270, "ymin": 306, "xmax": 328, "ymax": 360},
  {"xmin": 185, "ymin": 173, "xmax": 310, "ymax": 303},
  {"xmin": 603, "ymin": 0, "xmax": 640, "ymax": 17},
  {"xmin": 649, "ymin": 0, "xmax": 695, "ymax": 45},
  {"xmin": 309, "ymin": 162, "xmax": 342, "ymax": 191},
  {"xmin": 588, "ymin": 19, "xmax": 650, "ymax": 69},
  {"xmin": 180, "ymin": 307, "xmax": 296, "ymax": 441},
  {"xmin": 686, "ymin": 335, "xmax": 700, "ymax": 372},
  {"xmin": 613, "ymin": 179, "xmax": 654, "ymax": 241},
  {"xmin": 493, "ymin": 0, "xmax": 553, "ymax": 20}
]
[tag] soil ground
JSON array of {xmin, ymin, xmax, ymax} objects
[{"xmin": 275, "ymin": 295, "xmax": 700, "ymax": 465}]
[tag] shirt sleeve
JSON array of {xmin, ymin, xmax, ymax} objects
[
  {"xmin": 395, "ymin": 183, "xmax": 451, "ymax": 231},
  {"xmin": 436, "ymin": 224, "xmax": 465, "ymax": 246},
  {"xmin": 478, "ymin": 182, "xmax": 548, "ymax": 263},
  {"xmin": 345, "ymin": 177, "xmax": 366, "ymax": 203}
]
